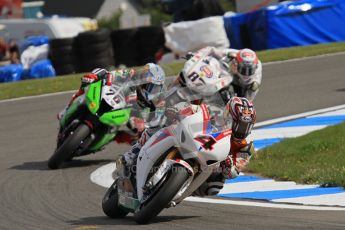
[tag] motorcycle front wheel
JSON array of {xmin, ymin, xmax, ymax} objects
[
  {"xmin": 133, "ymin": 164, "xmax": 189, "ymax": 224},
  {"xmin": 48, "ymin": 123, "xmax": 91, "ymax": 169},
  {"xmin": 102, "ymin": 180, "xmax": 129, "ymax": 218}
]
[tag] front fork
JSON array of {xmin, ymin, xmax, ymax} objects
[
  {"xmin": 57, "ymin": 120, "xmax": 81, "ymax": 148},
  {"xmin": 142, "ymin": 149, "xmax": 195, "ymax": 202}
]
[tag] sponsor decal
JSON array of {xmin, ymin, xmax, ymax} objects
[
  {"xmin": 89, "ymin": 102, "xmax": 97, "ymax": 109},
  {"xmin": 242, "ymin": 51, "xmax": 255, "ymax": 58},
  {"xmin": 125, "ymin": 94, "xmax": 137, "ymax": 103},
  {"xmin": 200, "ymin": 65, "xmax": 213, "ymax": 78},
  {"xmin": 200, "ymin": 104, "xmax": 212, "ymax": 135},
  {"xmin": 195, "ymin": 135, "xmax": 216, "ymax": 150}
]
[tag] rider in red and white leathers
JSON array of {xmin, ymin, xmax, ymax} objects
[
  {"xmin": 193, "ymin": 97, "xmax": 256, "ymax": 196},
  {"xmin": 119, "ymin": 59, "xmax": 255, "ymax": 193}
]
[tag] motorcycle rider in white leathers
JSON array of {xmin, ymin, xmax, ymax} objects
[
  {"xmin": 226, "ymin": 48, "xmax": 262, "ymax": 101},
  {"xmin": 184, "ymin": 46, "xmax": 262, "ymax": 102},
  {"xmin": 122, "ymin": 47, "xmax": 234, "ymax": 169},
  {"xmin": 193, "ymin": 97, "xmax": 256, "ymax": 196},
  {"xmin": 120, "ymin": 60, "xmax": 256, "ymax": 196}
]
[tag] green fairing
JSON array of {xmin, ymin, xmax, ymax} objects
[
  {"xmin": 86, "ymin": 81, "xmax": 102, "ymax": 114},
  {"xmin": 99, "ymin": 108, "xmax": 131, "ymax": 126},
  {"xmin": 59, "ymin": 99, "xmax": 80, "ymax": 128},
  {"xmin": 89, "ymin": 109, "xmax": 131, "ymax": 151},
  {"xmin": 59, "ymin": 80, "xmax": 132, "ymax": 153},
  {"xmin": 88, "ymin": 132, "xmax": 116, "ymax": 151}
]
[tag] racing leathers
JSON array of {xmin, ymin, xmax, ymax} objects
[
  {"xmin": 122, "ymin": 87, "xmax": 254, "ymax": 194},
  {"xmin": 186, "ymin": 46, "xmax": 263, "ymax": 102},
  {"xmin": 225, "ymin": 48, "xmax": 262, "ymax": 101}
]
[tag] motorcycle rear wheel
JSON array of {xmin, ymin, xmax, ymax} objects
[
  {"xmin": 133, "ymin": 164, "xmax": 189, "ymax": 224},
  {"xmin": 48, "ymin": 124, "xmax": 90, "ymax": 169}
]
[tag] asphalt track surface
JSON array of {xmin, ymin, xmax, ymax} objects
[{"xmin": 1, "ymin": 53, "xmax": 345, "ymax": 230}]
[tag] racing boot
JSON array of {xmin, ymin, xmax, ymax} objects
[
  {"xmin": 220, "ymin": 155, "xmax": 240, "ymax": 180},
  {"xmin": 193, "ymin": 171, "xmax": 225, "ymax": 197},
  {"xmin": 193, "ymin": 156, "xmax": 238, "ymax": 197},
  {"xmin": 115, "ymin": 142, "xmax": 142, "ymax": 182}
]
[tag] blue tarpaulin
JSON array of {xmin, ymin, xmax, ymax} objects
[
  {"xmin": 225, "ymin": 0, "xmax": 345, "ymax": 50},
  {"xmin": 20, "ymin": 35, "xmax": 49, "ymax": 53},
  {"xmin": 29, "ymin": 59, "xmax": 56, "ymax": 79},
  {"xmin": 0, "ymin": 64, "xmax": 23, "ymax": 83}
]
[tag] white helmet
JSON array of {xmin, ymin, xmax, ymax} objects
[
  {"xmin": 137, "ymin": 63, "xmax": 166, "ymax": 108},
  {"xmin": 235, "ymin": 49, "xmax": 259, "ymax": 82}
]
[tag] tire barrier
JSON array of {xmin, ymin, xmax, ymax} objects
[
  {"xmin": 48, "ymin": 38, "xmax": 77, "ymax": 75},
  {"xmin": 110, "ymin": 28, "xmax": 139, "ymax": 67},
  {"xmin": 36, "ymin": 27, "xmax": 165, "ymax": 78},
  {"xmin": 75, "ymin": 28, "xmax": 114, "ymax": 72},
  {"xmin": 110, "ymin": 26, "xmax": 165, "ymax": 67},
  {"xmin": 137, "ymin": 26, "xmax": 165, "ymax": 65}
]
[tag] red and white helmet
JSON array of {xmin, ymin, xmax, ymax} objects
[
  {"xmin": 236, "ymin": 49, "xmax": 258, "ymax": 80},
  {"xmin": 226, "ymin": 97, "xmax": 256, "ymax": 139}
]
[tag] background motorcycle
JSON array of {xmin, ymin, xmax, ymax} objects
[
  {"xmin": 48, "ymin": 78, "xmax": 133, "ymax": 169},
  {"xmin": 179, "ymin": 50, "xmax": 234, "ymax": 103}
]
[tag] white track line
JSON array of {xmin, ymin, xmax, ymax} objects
[
  {"xmin": 272, "ymin": 193, "xmax": 345, "ymax": 206},
  {"xmin": 184, "ymin": 197, "xmax": 345, "ymax": 211},
  {"xmin": 90, "ymin": 162, "xmax": 115, "ymax": 188},
  {"xmin": 0, "ymin": 90, "xmax": 75, "ymax": 103},
  {"xmin": 250, "ymin": 125, "xmax": 327, "ymax": 140},
  {"xmin": 219, "ymin": 180, "xmax": 318, "ymax": 194},
  {"xmin": 90, "ymin": 162, "xmax": 345, "ymax": 210},
  {"xmin": 255, "ymin": 104, "xmax": 345, "ymax": 128}
]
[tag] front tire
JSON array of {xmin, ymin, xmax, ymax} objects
[
  {"xmin": 134, "ymin": 164, "xmax": 189, "ymax": 224},
  {"xmin": 48, "ymin": 124, "xmax": 90, "ymax": 169},
  {"xmin": 102, "ymin": 180, "xmax": 129, "ymax": 218}
]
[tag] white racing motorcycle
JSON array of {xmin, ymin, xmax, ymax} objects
[
  {"xmin": 178, "ymin": 48, "xmax": 234, "ymax": 102},
  {"xmin": 102, "ymin": 99, "xmax": 232, "ymax": 224}
]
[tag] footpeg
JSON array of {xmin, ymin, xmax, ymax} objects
[{"xmin": 167, "ymin": 201, "xmax": 176, "ymax": 208}]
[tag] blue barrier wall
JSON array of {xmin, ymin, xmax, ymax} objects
[{"xmin": 226, "ymin": 0, "xmax": 345, "ymax": 50}]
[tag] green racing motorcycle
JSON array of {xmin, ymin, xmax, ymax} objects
[{"xmin": 48, "ymin": 78, "xmax": 135, "ymax": 169}]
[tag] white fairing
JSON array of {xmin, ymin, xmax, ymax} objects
[
  {"xmin": 136, "ymin": 105, "xmax": 231, "ymax": 201},
  {"xmin": 179, "ymin": 110, "xmax": 231, "ymax": 163},
  {"xmin": 136, "ymin": 127, "xmax": 177, "ymax": 200},
  {"xmin": 182, "ymin": 52, "xmax": 232, "ymax": 96},
  {"xmin": 101, "ymin": 85, "xmax": 127, "ymax": 110}
]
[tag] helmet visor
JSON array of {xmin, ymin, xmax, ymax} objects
[
  {"xmin": 232, "ymin": 120, "xmax": 254, "ymax": 139},
  {"xmin": 143, "ymin": 83, "xmax": 163, "ymax": 101},
  {"xmin": 237, "ymin": 63, "xmax": 256, "ymax": 76}
]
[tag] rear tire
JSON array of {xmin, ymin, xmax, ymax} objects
[
  {"xmin": 48, "ymin": 124, "xmax": 90, "ymax": 169},
  {"xmin": 133, "ymin": 164, "xmax": 189, "ymax": 224},
  {"xmin": 102, "ymin": 180, "xmax": 129, "ymax": 218}
]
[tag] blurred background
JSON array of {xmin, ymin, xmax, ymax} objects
[{"xmin": 0, "ymin": 0, "xmax": 344, "ymax": 82}]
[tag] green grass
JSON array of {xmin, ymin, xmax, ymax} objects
[
  {"xmin": 1, "ymin": 42, "xmax": 345, "ymax": 100},
  {"xmin": 247, "ymin": 122, "xmax": 345, "ymax": 187},
  {"xmin": 257, "ymin": 42, "xmax": 345, "ymax": 62},
  {"xmin": 0, "ymin": 74, "xmax": 83, "ymax": 100}
]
